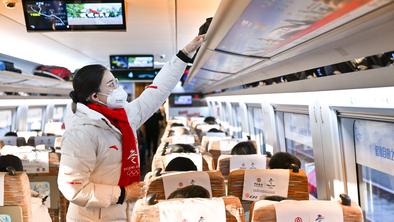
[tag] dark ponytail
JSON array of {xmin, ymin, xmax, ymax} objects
[{"xmin": 70, "ymin": 64, "xmax": 106, "ymax": 113}]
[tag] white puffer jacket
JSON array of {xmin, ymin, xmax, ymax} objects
[{"xmin": 58, "ymin": 56, "xmax": 187, "ymax": 222}]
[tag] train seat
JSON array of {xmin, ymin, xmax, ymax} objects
[
  {"xmin": 146, "ymin": 171, "xmax": 225, "ymax": 200},
  {"xmin": 217, "ymin": 154, "xmax": 270, "ymax": 178},
  {"xmin": 132, "ymin": 196, "xmax": 245, "ymax": 222},
  {"xmin": 249, "ymin": 197, "xmax": 363, "ymax": 222},
  {"xmin": 2, "ymin": 168, "xmax": 32, "ymax": 222}
]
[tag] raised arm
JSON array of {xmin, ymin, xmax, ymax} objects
[{"xmin": 124, "ymin": 35, "xmax": 205, "ymax": 129}]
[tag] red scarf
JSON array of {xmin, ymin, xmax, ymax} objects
[{"xmin": 87, "ymin": 103, "xmax": 140, "ymax": 187}]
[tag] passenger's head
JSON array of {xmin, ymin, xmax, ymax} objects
[
  {"xmin": 168, "ymin": 185, "xmax": 210, "ymax": 199},
  {"xmin": 231, "ymin": 141, "xmax": 257, "ymax": 155},
  {"xmin": 264, "ymin": 195, "xmax": 287, "ymax": 202},
  {"xmin": 169, "ymin": 144, "xmax": 196, "ymax": 153},
  {"xmin": 169, "ymin": 128, "xmax": 189, "ymax": 137},
  {"xmin": 171, "ymin": 123, "xmax": 184, "ymax": 127},
  {"xmin": 207, "ymin": 128, "xmax": 223, "ymax": 133},
  {"xmin": 0, "ymin": 155, "xmax": 23, "ymax": 172},
  {"xmin": 268, "ymin": 152, "xmax": 301, "ymax": 169},
  {"xmin": 4, "ymin": 131, "xmax": 17, "ymax": 137},
  {"xmin": 203, "ymin": 116, "xmax": 216, "ymax": 125},
  {"xmin": 165, "ymin": 157, "xmax": 197, "ymax": 171},
  {"xmin": 70, "ymin": 64, "xmax": 127, "ymax": 110},
  {"xmin": 0, "ymin": 140, "xmax": 4, "ymax": 149}
]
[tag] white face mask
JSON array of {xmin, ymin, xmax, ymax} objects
[{"xmin": 99, "ymin": 87, "xmax": 128, "ymax": 109}]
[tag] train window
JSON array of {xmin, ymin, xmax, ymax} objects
[
  {"xmin": 219, "ymin": 102, "xmax": 226, "ymax": 123},
  {"xmin": 214, "ymin": 102, "xmax": 221, "ymax": 120},
  {"xmin": 340, "ymin": 119, "xmax": 394, "ymax": 222},
  {"xmin": 208, "ymin": 102, "xmax": 214, "ymax": 116},
  {"xmin": 27, "ymin": 107, "xmax": 44, "ymax": 131},
  {"xmin": 221, "ymin": 102, "xmax": 230, "ymax": 130},
  {"xmin": 0, "ymin": 110, "xmax": 13, "ymax": 136},
  {"xmin": 231, "ymin": 103, "xmax": 242, "ymax": 139},
  {"xmin": 282, "ymin": 112, "xmax": 317, "ymax": 199},
  {"xmin": 247, "ymin": 104, "xmax": 266, "ymax": 154},
  {"xmin": 53, "ymin": 106, "xmax": 66, "ymax": 122}
]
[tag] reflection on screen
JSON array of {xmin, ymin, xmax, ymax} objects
[
  {"xmin": 128, "ymin": 57, "xmax": 154, "ymax": 68},
  {"xmin": 23, "ymin": 0, "xmax": 125, "ymax": 31},
  {"xmin": 66, "ymin": 3, "xmax": 123, "ymax": 25},
  {"xmin": 174, "ymin": 95, "xmax": 192, "ymax": 105},
  {"xmin": 110, "ymin": 55, "xmax": 154, "ymax": 69}
]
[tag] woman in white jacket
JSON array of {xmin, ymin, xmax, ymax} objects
[{"xmin": 58, "ymin": 35, "xmax": 205, "ymax": 221}]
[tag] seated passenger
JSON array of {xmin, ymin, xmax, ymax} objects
[
  {"xmin": 207, "ymin": 128, "xmax": 223, "ymax": 133},
  {"xmin": 168, "ymin": 185, "xmax": 210, "ymax": 199},
  {"xmin": 165, "ymin": 157, "xmax": 197, "ymax": 171},
  {"xmin": 0, "ymin": 140, "xmax": 4, "ymax": 150},
  {"xmin": 231, "ymin": 141, "xmax": 257, "ymax": 155},
  {"xmin": 4, "ymin": 131, "xmax": 17, "ymax": 137},
  {"xmin": 169, "ymin": 144, "xmax": 196, "ymax": 153},
  {"xmin": 0, "ymin": 154, "xmax": 23, "ymax": 171},
  {"xmin": 204, "ymin": 116, "xmax": 216, "ymax": 125},
  {"xmin": 268, "ymin": 152, "xmax": 301, "ymax": 169}
]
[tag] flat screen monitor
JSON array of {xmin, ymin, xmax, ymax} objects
[
  {"xmin": 22, "ymin": 0, "xmax": 126, "ymax": 31},
  {"xmin": 110, "ymin": 55, "xmax": 154, "ymax": 70},
  {"xmin": 174, "ymin": 95, "xmax": 193, "ymax": 105}
]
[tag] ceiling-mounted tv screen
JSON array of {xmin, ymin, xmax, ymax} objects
[
  {"xmin": 22, "ymin": 0, "xmax": 126, "ymax": 31},
  {"xmin": 174, "ymin": 95, "xmax": 193, "ymax": 105},
  {"xmin": 110, "ymin": 55, "xmax": 154, "ymax": 70}
]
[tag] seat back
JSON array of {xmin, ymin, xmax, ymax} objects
[
  {"xmin": 0, "ymin": 137, "xmax": 17, "ymax": 146},
  {"xmin": 0, "ymin": 206, "xmax": 23, "ymax": 222},
  {"xmin": 162, "ymin": 135, "xmax": 196, "ymax": 145},
  {"xmin": 202, "ymin": 152, "xmax": 215, "ymax": 170},
  {"xmin": 228, "ymin": 169, "xmax": 309, "ymax": 201},
  {"xmin": 147, "ymin": 171, "xmax": 225, "ymax": 200},
  {"xmin": 208, "ymin": 139, "xmax": 240, "ymax": 168},
  {"xmin": 3, "ymin": 171, "xmax": 32, "ymax": 222},
  {"xmin": 218, "ymin": 155, "xmax": 270, "ymax": 178},
  {"xmin": 249, "ymin": 199, "xmax": 363, "ymax": 222},
  {"xmin": 34, "ymin": 136, "xmax": 56, "ymax": 148},
  {"xmin": 200, "ymin": 136, "xmax": 232, "ymax": 153},
  {"xmin": 133, "ymin": 196, "xmax": 245, "ymax": 222}
]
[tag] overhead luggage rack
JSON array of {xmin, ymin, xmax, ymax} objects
[
  {"xmin": 187, "ymin": 0, "xmax": 394, "ymax": 92},
  {"xmin": 0, "ymin": 70, "xmax": 72, "ymax": 96}
]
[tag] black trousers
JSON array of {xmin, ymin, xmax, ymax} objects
[{"xmin": 145, "ymin": 130, "xmax": 159, "ymax": 156}]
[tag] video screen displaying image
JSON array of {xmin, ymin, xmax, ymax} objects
[
  {"xmin": 110, "ymin": 55, "xmax": 154, "ymax": 70},
  {"xmin": 110, "ymin": 55, "xmax": 128, "ymax": 69},
  {"xmin": 24, "ymin": 1, "xmax": 68, "ymax": 31},
  {"xmin": 174, "ymin": 95, "xmax": 193, "ymax": 105},
  {"xmin": 22, "ymin": 0, "xmax": 126, "ymax": 31},
  {"xmin": 66, "ymin": 3, "xmax": 123, "ymax": 25},
  {"xmin": 128, "ymin": 56, "xmax": 154, "ymax": 68}
]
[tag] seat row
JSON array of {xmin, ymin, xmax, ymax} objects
[{"xmin": 133, "ymin": 117, "xmax": 364, "ymax": 222}]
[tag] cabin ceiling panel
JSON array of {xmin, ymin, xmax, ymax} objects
[{"xmin": 0, "ymin": 0, "xmax": 220, "ymax": 71}]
